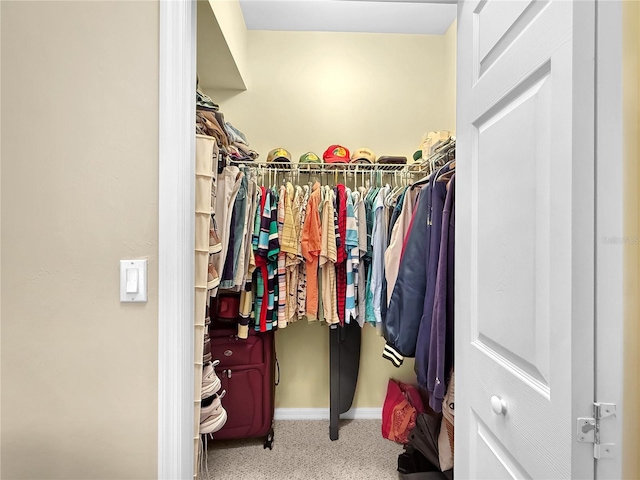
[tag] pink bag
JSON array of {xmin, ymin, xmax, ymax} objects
[{"xmin": 382, "ymin": 379, "xmax": 426, "ymax": 444}]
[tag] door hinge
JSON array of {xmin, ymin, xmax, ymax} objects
[{"xmin": 577, "ymin": 402, "xmax": 616, "ymax": 459}]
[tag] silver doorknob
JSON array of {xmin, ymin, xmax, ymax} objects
[{"xmin": 491, "ymin": 396, "xmax": 507, "ymax": 415}]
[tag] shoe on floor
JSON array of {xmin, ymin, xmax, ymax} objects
[
  {"xmin": 207, "ymin": 257, "xmax": 220, "ymax": 290},
  {"xmin": 209, "ymin": 215, "xmax": 222, "ymax": 254},
  {"xmin": 202, "ymin": 360, "xmax": 222, "ymax": 399},
  {"xmin": 200, "ymin": 391, "xmax": 227, "ymax": 435}
]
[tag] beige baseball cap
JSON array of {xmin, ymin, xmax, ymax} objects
[{"xmin": 350, "ymin": 147, "xmax": 376, "ymax": 164}]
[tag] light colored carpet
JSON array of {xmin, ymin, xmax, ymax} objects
[{"xmin": 204, "ymin": 420, "xmax": 403, "ymax": 480}]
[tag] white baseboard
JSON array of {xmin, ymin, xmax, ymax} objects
[{"xmin": 274, "ymin": 407, "xmax": 382, "ymax": 420}]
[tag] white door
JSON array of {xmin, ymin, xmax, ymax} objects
[{"xmin": 456, "ymin": 1, "xmax": 596, "ymax": 479}]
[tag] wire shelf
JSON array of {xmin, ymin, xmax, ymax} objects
[{"xmin": 227, "ymin": 138, "xmax": 455, "ymax": 181}]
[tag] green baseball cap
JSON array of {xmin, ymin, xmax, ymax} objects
[{"xmin": 299, "ymin": 152, "xmax": 322, "ymax": 166}]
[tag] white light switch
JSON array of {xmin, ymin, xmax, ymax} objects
[
  {"xmin": 120, "ymin": 259, "xmax": 147, "ymax": 302},
  {"xmin": 125, "ymin": 268, "xmax": 139, "ymax": 293}
]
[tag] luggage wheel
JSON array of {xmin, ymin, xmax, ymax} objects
[{"xmin": 263, "ymin": 429, "xmax": 274, "ymax": 450}]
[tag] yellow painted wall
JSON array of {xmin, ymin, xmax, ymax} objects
[
  {"xmin": 207, "ymin": 29, "xmax": 456, "ymax": 408},
  {"xmin": 1, "ymin": 1, "xmax": 159, "ymax": 478},
  {"xmin": 207, "ymin": 0, "xmax": 248, "ymax": 88},
  {"xmin": 623, "ymin": 2, "xmax": 640, "ymax": 478},
  {"xmin": 443, "ymin": 19, "xmax": 457, "ymax": 132}
]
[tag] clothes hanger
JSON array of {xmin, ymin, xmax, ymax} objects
[{"xmin": 437, "ymin": 160, "xmax": 456, "ymax": 183}]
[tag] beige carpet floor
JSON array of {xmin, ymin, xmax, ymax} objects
[{"xmin": 204, "ymin": 419, "xmax": 403, "ymax": 480}]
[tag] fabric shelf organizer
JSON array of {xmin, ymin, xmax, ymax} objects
[{"xmin": 194, "ymin": 134, "xmax": 217, "ymax": 479}]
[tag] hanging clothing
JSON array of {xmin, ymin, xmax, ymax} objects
[
  {"xmin": 382, "ymin": 180, "xmax": 432, "ymax": 366},
  {"xmin": 301, "ymin": 182, "xmax": 322, "ymax": 321},
  {"xmin": 254, "ymin": 188, "xmax": 280, "ymax": 332},
  {"xmin": 320, "ymin": 187, "xmax": 339, "ymax": 325},
  {"xmin": 385, "ymin": 187, "xmax": 413, "ymax": 305},
  {"xmin": 355, "ymin": 189, "xmax": 368, "ymax": 327},
  {"xmin": 335, "ymin": 184, "xmax": 348, "ymax": 325},
  {"xmin": 276, "ymin": 186, "xmax": 288, "ymax": 328},
  {"xmin": 370, "ymin": 186, "xmax": 390, "ymax": 327},
  {"xmin": 344, "ymin": 188, "xmax": 359, "ymax": 324},
  {"xmin": 364, "ymin": 190, "xmax": 375, "ymax": 325},
  {"xmin": 296, "ymin": 186, "xmax": 310, "ymax": 320},
  {"xmin": 415, "ymin": 164, "xmax": 452, "ymax": 375},
  {"xmin": 234, "ymin": 171, "xmax": 256, "ymax": 289},
  {"xmin": 221, "ymin": 171, "xmax": 248, "ymax": 288},
  {"xmin": 238, "ymin": 188, "xmax": 261, "ymax": 339},
  {"xmin": 213, "ymin": 166, "xmax": 243, "ymax": 285},
  {"xmin": 425, "ymin": 175, "xmax": 455, "ymax": 412},
  {"xmin": 283, "ymin": 182, "xmax": 299, "ymax": 323}
]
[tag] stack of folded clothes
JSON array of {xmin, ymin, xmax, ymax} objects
[{"xmin": 196, "ymin": 79, "xmax": 259, "ymax": 167}]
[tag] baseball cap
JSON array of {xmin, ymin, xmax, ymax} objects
[
  {"xmin": 323, "ymin": 145, "xmax": 350, "ymax": 164},
  {"xmin": 267, "ymin": 148, "xmax": 291, "ymax": 163},
  {"xmin": 377, "ymin": 155, "xmax": 407, "ymax": 165},
  {"xmin": 299, "ymin": 152, "xmax": 322, "ymax": 167},
  {"xmin": 350, "ymin": 148, "xmax": 376, "ymax": 164}
]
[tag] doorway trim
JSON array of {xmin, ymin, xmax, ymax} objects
[{"xmin": 158, "ymin": 0, "xmax": 196, "ymax": 478}]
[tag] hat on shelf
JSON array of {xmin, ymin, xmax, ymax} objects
[
  {"xmin": 299, "ymin": 152, "xmax": 322, "ymax": 168},
  {"xmin": 323, "ymin": 145, "xmax": 350, "ymax": 164},
  {"xmin": 377, "ymin": 155, "xmax": 407, "ymax": 165},
  {"xmin": 412, "ymin": 150, "xmax": 423, "ymax": 164},
  {"xmin": 350, "ymin": 148, "xmax": 376, "ymax": 164},
  {"xmin": 267, "ymin": 148, "xmax": 291, "ymax": 163}
]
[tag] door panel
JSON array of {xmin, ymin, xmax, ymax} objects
[
  {"xmin": 457, "ymin": 1, "xmax": 595, "ymax": 479},
  {"xmin": 471, "ymin": 412, "xmax": 532, "ymax": 480}
]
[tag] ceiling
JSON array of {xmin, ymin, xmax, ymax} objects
[{"xmin": 239, "ymin": 0, "xmax": 457, "ymax": 35}]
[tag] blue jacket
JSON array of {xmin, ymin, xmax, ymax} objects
[{"xmin": 382, "ymin": 178, "xmax": 432, "ymax": 367}]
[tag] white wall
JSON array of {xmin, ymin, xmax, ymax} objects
[
  {"xmin": 1, "ymin": 1, "xmax": 159, "ymax": 478},
  {"xmin": 206, "ymin": 28, "xmax": 456, "ymax": 409}
]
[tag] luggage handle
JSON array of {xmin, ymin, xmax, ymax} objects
[{"xmin": 275, "ymin": 358, "xmax": 280, "ymax": 386}]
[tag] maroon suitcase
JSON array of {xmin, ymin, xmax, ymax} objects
[{"xmin": 209, "ymin": 326, "xmax": 276, "ymax": 448}]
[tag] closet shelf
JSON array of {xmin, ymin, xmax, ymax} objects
[
  {"xmin": 228, "ymin": 138, "xmax": 455, "ymax": 178},
  {"xmin": 228, "ymin": 159, "xmax": 411, "ymax": 172}
]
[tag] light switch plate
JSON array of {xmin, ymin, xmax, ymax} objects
[{"xmin": 120, "ymin": 259, "xmax": 148, "ymax": 302}]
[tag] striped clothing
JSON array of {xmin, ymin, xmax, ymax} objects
[
  {"xmin": 276, "ymin": 186, "xmax": 287, "ymax": 328},
  {"xmin": 354, "ymin": 190, "xmax": 367, "ymax": 327},
  {"xmin": 364, "ymin": 192, "xmax": 375, "ymax": 325},
  {"xmin": 238, "ymin": 188, "xmax": 261, "ymax": 339},
  {"xmin": 344, "ymin": 188, "xmax": 359, "ymax": 324},
  {"xmin": 254, "ymin": 188, "xmax": 280, "ymax": 332},
  {"xmin": 320, "ymin": 187, "xmax": 339, "ymax": 325}
]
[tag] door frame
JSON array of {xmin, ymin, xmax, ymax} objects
[
  {"xmin": 594, "ymin": 2, "xmax": 624, "ymax": 479},
  {"xmin": 156, "ymin": 1, "xmax": 625, "ymax": 478},
  {"xmin": 158, "ymin": 0, "xmax": 197, "ymax": 478}
]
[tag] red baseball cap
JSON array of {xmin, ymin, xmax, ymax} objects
[{"xmin": 323, "ymin": 145, "xmax": 350, "ymax": 164}]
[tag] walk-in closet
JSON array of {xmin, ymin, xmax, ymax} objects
[
  {"xmin": 194, "ymin": 2, "xmax": 457, "ymax": 477},
  {"xmin": 182, "ymin": 1, "xmax": 619, "ymax": 479}
]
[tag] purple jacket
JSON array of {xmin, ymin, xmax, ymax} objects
[
  {"xmin": 426, "ymin": 175, "xmax": 455, "ymax": 411},
  {"xmin": 415, "ymin": 164, "xmax": 450, "ymax": 387}
]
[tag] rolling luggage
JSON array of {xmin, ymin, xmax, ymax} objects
[{"xmin": 209, "ymin": 294, "xmax": 277, "ymax": 449}]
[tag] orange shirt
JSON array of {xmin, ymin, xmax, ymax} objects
[{"xmin": 301, "ymin": 182, "xmax": 322, "ymax": 320}]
